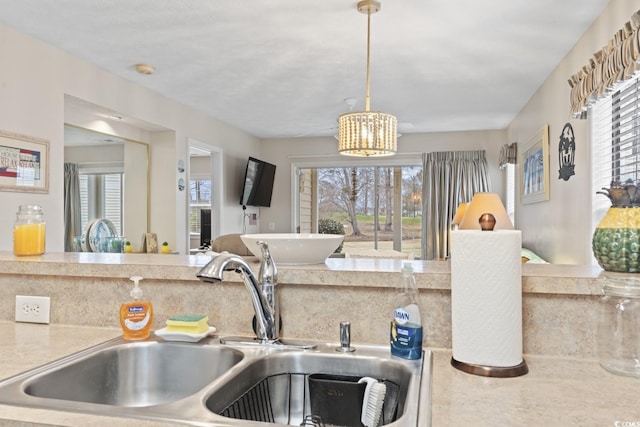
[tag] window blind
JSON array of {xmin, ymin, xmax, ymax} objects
[
  {"xmin": 592, "ymin": 75, "xmax": 640, "ymax": 231},
  {"xmin": 79, "ymin": 175, "xmax": 89, "ymax": 231},
  {"xmin": 78, "ymin": 173, "xmax": 123, "ymax": 235},
  {"xmin": 103, "ymin": 174, "xmax": 123, "ymax": 235}
]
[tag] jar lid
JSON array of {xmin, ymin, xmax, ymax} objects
[
  {"xmin": 18, "ymin": 204, "xmax": 43, "ymax": 212},
  {"xmin": 603, "ymin": 277, "xmax": 640, "ymax": 297}
]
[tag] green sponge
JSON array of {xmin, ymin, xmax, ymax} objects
[{"xmin": 166, "ymin": 315, "xmax": 209, "ymax": 334}]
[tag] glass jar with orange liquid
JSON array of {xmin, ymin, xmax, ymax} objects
[{"xmin": 13, "ymin": 205, "xmax": 46, "ymax": 256}]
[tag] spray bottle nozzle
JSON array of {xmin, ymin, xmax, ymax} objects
[
  {"xmin": 401, "ymin": 262, "xmax": 413, "ymax": 275},
  {"xmin": 129, "ymin": 276, "xmax": 144, "ymax": 299}
]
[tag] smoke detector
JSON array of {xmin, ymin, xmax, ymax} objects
[{"xmin": 344, "ymin": 98, "xmax": 357, "ymax": 111}]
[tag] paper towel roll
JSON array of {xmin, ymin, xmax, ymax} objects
[{"xmin": 450, "ymin": 230, "xmax": 523, "ymax": 367}]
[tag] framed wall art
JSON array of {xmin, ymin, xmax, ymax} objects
[
  {"xmin": 558, "ymin": 122, "xmax": 576, "ymax": 181},
  {"xmin": 145, "ymin": 232, "xmax": 158, "ymax": 253},
  {"xmin": 520, "ymin": 124, "xmax": 549, "ymax": 204},
  {"xmin": 0, "ymin": 130, "xmax": 49, "ymax": 193}
]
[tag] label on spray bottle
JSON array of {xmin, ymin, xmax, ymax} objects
[{"xmin": 390, "ymin": 304, "xmax": 423, "ymax": 360}]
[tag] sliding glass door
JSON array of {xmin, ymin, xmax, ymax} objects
[{"xmin": 297, "ymin": 164, "xmax": 422, "ymax": 259}]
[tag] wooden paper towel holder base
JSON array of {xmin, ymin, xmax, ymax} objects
[{"xmin": 451, "ymin": 357, "xmax": 528, "ymax": 378}]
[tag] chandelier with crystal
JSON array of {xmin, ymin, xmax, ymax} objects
[{"xmin": 338, "ymin": 0, "xmax": 397, "ymax": 157}]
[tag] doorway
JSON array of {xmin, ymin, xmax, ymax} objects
[{"xmin": 187, "ymin": 138, "xmax": 223, "ymax": 252}]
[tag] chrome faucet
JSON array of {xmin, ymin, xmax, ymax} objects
[{"xmin": 196, "ymin": 241, "xmax": 280, "ymax": 343}]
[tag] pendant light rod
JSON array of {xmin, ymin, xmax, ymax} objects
[
  {"xmin": 365, "ymin": 5, "xmax": 372, "ymax": 112},
  {"xmin": 358, "ymin": 0, "xmax": 380, "ymax": 112}
]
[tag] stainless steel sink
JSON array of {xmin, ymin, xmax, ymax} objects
[
  {"xmin": 206, "ymin": 349, "xmax": 419, "ymax": 426},
  {"xmin": 22, "ymin": 339, "xmax": 243, "ymax": 407},
  {"xmin": 0, "ymin": 335, "xmax": 432, "ymax": 426}
]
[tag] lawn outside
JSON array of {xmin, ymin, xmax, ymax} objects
[{"xmin": 338, "ymin": 215, "xmax": 422, "ymax": 257}]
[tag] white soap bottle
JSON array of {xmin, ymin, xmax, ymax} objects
[{"xmin": 390, "ymin": 263, "xmax": 423, "ymax": 360}]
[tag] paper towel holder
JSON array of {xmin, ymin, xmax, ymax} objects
[{"xmin": 450, "ymin": 357, "xmax": 528, "ymax": 378}]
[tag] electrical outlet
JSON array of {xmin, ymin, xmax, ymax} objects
[{"xmin": 15, "ymin": 295, "xmax": 50, "ymax": 324}]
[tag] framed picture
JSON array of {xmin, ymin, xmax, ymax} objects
[
  {"xmin": 145, "ymin": 232, "xmax": 158, "ymax": 253},
  {"xmin": 0, "ymin": 130, "xmax": 49, "ymax": 193},
  {"xmin": 520, "ymin": 125, "xmax": 549, "ymax": 204}
]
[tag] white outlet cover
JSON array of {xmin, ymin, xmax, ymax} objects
[{"xmin": 15, "ymin": 295, "xmax": 51, "ymax": 324}]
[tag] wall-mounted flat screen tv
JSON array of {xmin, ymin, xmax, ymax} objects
[{"xmin": 239, "ymin": 157, "xmax": 276, "ymax": 208}]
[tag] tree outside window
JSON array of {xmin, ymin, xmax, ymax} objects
[{"xmin": 302, "ymin": 165, "xmax": 422, "ymax": 257}]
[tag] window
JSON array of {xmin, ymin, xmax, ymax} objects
[
  {"xmin": 79, "ymin": 172, "xmax": 123, "ymax": 235},
  {"xmin": 591, "ymin": 75, "xmax": 640, "ymax": 251},
  {"xmin": 505, "ymin": 163, "xmax": 515, "ymax": 225},
  {"xmin": 297, "ymin": 163, "xmax": 422, "ymax": 258},
  {"xmin": 189, "ymin": 177, "xmax": 212, "ymax": 235}
]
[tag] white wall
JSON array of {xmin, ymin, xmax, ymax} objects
[
  {"xmin": 0, "ymin": 23, "xmax": 259, "ymax": 253},
  {"xmin": 190, "ymin": 156, "xmax": 212, "ymax": 176},
  {"xmin": 258, "ymin": 130, "xmax": 507, "ymax": 233},
  {"xmin": 124, "ymin": 141, "xmax": 149, "ymax": 250},
  {"xmin": 507, "ymin": 0, "xmax": 636, "ymax": 265}
]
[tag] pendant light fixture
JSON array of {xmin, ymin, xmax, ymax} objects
[{"xmin": 338, "ymin": 0, "xmax": 397, "ymax": 157}]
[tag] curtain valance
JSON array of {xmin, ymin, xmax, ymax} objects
[
  {"xmin": 499, "ymin": 143, "xmax": 517, "ymax": 169},
  {"xmin": 569, "ymin": 10, "xmax": 640, "ymax": 118}
]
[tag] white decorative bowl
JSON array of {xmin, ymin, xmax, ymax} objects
[{"xmin": 240, "ymin": 233, "xmax": 344, "ymax": 265}]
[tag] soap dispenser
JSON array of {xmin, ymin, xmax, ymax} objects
[
  {"xmin": 120, "ymin": 276, "xmax": 153, "ymax": 340},
  {"xmin": 390, "ymin": 263, "xmax": 423, "ymax": 360}
]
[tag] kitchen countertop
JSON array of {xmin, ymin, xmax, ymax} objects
[
  {"xmin": 0, "ymin": 322, "xmax": 638, "ymax": 426},
  {"xmin": 432, "ymin": 351, "xmax": 640, "ymax": 426},
  {"xmin": 0, "ymin": 251, "xmax": 609, "ymax": 296}
]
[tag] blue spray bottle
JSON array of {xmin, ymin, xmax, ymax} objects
[{"xmin": 390, "ymin": 263, "xmax": 423, "ymax": 360}]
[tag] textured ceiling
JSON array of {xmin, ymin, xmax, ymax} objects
[{"xmin": 0, "ymin": 0, "xmax": 610, "ymax": 138}]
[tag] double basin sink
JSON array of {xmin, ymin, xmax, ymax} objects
[{"xmin": 0, "ymin": 334, "xmax": 431, "ymax": 426}]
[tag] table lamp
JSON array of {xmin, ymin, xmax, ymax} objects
[
  {"xmin": 451, "ymin": 203, "xmax": 468, "ymax": 230},
  {"xmin": 458, "ymin": 193, "xmax": 513, "ymax": 231}
]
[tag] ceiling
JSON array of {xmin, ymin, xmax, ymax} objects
[
  {"xmin": 64, "ymin": 125, "xmax": 125, "ymax": 147},
  {"xmin": 0, "ymin": 0, "xmax": 610, "ymax": 139}
]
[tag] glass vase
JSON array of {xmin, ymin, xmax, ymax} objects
[{"xmin": 597, "ymin": 277, "xmax": 640, "ymax": 377}]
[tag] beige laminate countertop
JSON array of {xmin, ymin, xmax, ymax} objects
[
  {"xmin": 0, "ymin": 251, "xmax": 610, "ymax": 296},
  {"xmin": 0, "ymin": 322, "xmax": 638, "ymax": 426}
]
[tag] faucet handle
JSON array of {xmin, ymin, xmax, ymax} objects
[
  {"xmin": 257, "ymin": 240, "xmax": 277, "ymax": 284},
  {"xmin": 336, "ymin": 321, "xmax": 356, "ymax": 352}
]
